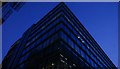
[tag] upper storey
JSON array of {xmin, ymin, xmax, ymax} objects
[
  {"xmin": 2, "ymin": 2, "xmax": 116, "ymax": 69},
  {"xmin": 23, "ymin": 2, "xmax": 116, "ymax": 68}
]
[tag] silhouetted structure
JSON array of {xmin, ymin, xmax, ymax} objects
[
  {"xmin": 2, "ymin": 2, "xmax": 117, "ymax": 69},
  {"xmin": 1, "ymin": 2, "xmax": 25, "ymax": 24}
]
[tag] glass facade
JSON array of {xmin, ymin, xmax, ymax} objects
[{"xmin": 2, "ymin": 2, "xmax": 116, "ymax": 69}]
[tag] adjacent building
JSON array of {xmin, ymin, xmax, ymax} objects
[
  {"xmin": 1, "ymin": 2, "xmax": 25, "ymax": 24},
  {"xmin": 2, "ymin": 2, "xmax": 117, "ymax": 69}
]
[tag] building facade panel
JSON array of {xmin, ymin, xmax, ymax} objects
[{"xmin": 2, "ymin": 2, "xmax": 116, "ymax": 69}]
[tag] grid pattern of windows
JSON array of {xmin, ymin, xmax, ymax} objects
[
  {"xmin": 2, "ymin": 2, "xmax": 116, "ymax": 69},
  {"xmin": 18, "ymin": 19, "xmax": 63, "ymax": 65},
  {"xmin": 60, "ymin": 4, "xmax": 115, "ymax": 68},
  {"xmin": 59, "ymin": 22, "xmax": 102, "ymax": 68}
]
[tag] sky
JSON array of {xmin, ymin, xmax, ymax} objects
[{"xmin": 2, "ymin": 2, "xmax": 118, "ymax": 67}]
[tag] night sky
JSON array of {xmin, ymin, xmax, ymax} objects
[{"xmin": 2, "ymin": 2, "xmax": 118, "ymax": 67}]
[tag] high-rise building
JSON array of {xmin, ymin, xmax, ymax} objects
[
  {"xmin": 2, "ymin": 2, "xmax": 117, "ymax": 69},
  {"xmin": 1, "ymin": 2, "xmax": 25, "ymax": 24}
]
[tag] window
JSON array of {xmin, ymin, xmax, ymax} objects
[
  {"xmin": 79, "ymin": 37, "xmax": 85, "ymax": 43},
  {"xmin": 78, "ymin": 48, "xmax": 81, "ymax": 55},
  {"xmin": 74, "ymin": 44, "xmax": 78, "ymax": 52},
  {"xmin": 41, "ymin": 26, "xmax": 45, "ymax": 30},
  {"xmin": 73, "ymin": 64, "xmax": 76, "ymax": 67},
  {"xmin": 51, "ymin": 13, "xmax": 60, "ymax": 21},
  {"xmin": 90, "ymin": 60, "xmax": 95, "ymax": 67},
  {"xmin": 19, "ymin": 63, "xmax": 24, "ymax": 68},
  {"xmin": 81, "ymin": 51, "xmax": 85, "ymax": 58},
  {"xmin": 26, "ymin": 42, "xmax": 30, "ymax": 47},
  {"xmin": 36, "ymin": 44, "xmax": 42, "ymax": 51},
  {"xmin": 64, "ymin": 33, "xmax": 67, "ymax": 42},
  {"xmin": 86, "ymin": 55, "xmax": 90, "ymax": 64},
  {"xmin": 65, "ymin": 15, "xmax": 71, "ymax": 22},
  {"xmin": 77, "ymin": 36, "xmax": 80, "ymax": 39},
  {"xmin": 69, "ymin": 39, "xmax": 74, "ymax": 49},
  {"xmin": 82, "ymin": 45, "xmax": 86, "ymax": 52}
]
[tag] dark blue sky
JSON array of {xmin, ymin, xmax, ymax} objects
[{"xmin": 2, "ymin": 2, "xmax": 118, "ymax": 66}]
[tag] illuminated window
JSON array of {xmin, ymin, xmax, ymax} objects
[
  {"xmin": 60, "ymin": 54, "xmax": 64, "ymax": 57},
  {"xmin": 82, "ymin": 40, "xmax": 85, "ymax": 43},
  {"xmin": 87, "ymin": 46, "xmax": 90, "ymax": 49},
  {"xmin": 77, "ymin": 36, "xmax": 80, "ymax": 38},
  {"xmin": 61, "ymin": 59, "xmax": 65, "ymax": 63},
  {"xmin": 73, "ymin": 64, "xmax": 76, "ymax": 67},
  {"xmin": 65, "ymin": 58, "xmax": 67, "ymax": 60},
  {"xmin": 52, "ymin": 63, "xmax": 54, "ymax": 66}
]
